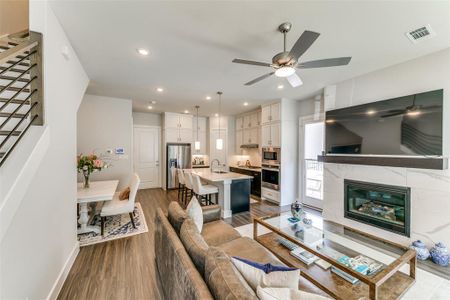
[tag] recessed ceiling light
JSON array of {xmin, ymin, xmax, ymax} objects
[
  {"xmin": 277, "ymin": 84, "xmax": 284, "ymax": 90},
  {"xmin": 147, "ymin": 105, "xmax": 153, "ymax": 110},
  {"xmin": 151, "ymin": 100, "xmax": 157, "ymax": 104},
  {"xmin": 243, "ymin": 102, "xmax": 249, "ymax": 106},
  {"xmin": 206, "ymin": 96, "xmax": 211, "ymax": 100},
  {"xmin": 156, "ymin": 87, "xmax": 164, "ymax": 92},
  {"xmin": 214, "ymin": 113, "xmax": 219, "ymax": 117},
  {"xmin": 184, "ymin": 110, "xmax": 189, "ymax": 114},
  {"xmin": 137, "ymin": 48, "xmax": 149, "ymax": 56}
]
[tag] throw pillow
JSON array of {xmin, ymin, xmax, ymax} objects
[
  {"xmin": 257, "ymin": 286, "xmax": 330, "ymax": 300},
  {"xmin": 231, "ymin": 256, "xmax": 300, "ymax": 291},
  {"xmin": 186, "ymin": 196, "xmax": 203, "ymax": 232},
  {"xmin": 118, "ymin": 187, "xmax": 130, "ymax": 200}
]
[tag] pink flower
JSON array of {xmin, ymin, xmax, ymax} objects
[{"xmin": 94, "ymin": 159, "xmax": 103, "ymax": 168}]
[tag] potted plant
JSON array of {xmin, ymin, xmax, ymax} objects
[{"xmin": 77, "ymin": 154, "xmax": 109, "ymax": 188}]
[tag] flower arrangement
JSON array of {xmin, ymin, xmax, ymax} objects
[{"xmin": 77, "ymin": 154, "xmax": 109, "ymax": 188}]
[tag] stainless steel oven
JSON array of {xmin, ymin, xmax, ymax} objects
[
  {"xmin": 262, "ymin": 147, "xmax": 280, "ymax": 166},
  {"xmin": 261, "ymin": 164, "xmax": 280, "ymax": 191}
]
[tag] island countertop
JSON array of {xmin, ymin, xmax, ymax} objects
[{"xmin": 190, "ymin": 169, "xmax": 253, "ymax": 182}]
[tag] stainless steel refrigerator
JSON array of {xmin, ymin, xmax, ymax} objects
[{"xmin": 166, "ymin": 143, "xmax": 191, "ymax": 189}]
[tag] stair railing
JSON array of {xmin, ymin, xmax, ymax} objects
[{"xmin": 0, "ymin": 31, "xmax": 43, "ymax": 167}]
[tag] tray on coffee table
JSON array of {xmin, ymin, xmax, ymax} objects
[{"xmin": 253, "ymin": 213, "xmax": 416, "ymax": 300}]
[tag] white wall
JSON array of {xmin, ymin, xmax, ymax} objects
[
  {"xmin": 0, "ymin": 1, "xmax": 89, "ymax": 299},
  {"xmin": 77, "ymin": 94, "xmax": 133, "ymax": 189},
  {"xmin": 323, "ymin": 48, "xmax": 450, "ymax": 247},
  {"xmin": 133, "ymin": 111, "xmax": 161, "ymax": 127}
]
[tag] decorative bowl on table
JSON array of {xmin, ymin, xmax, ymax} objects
[
  {"xmin": 410, "ymin": 240, "xmax": 430, "ymax": 261},
  {"xmin": 430, "ymin": 242, "xmax": 450, "ymax": 266}
]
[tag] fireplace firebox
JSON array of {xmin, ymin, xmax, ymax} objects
[{"xmin": 344, "ymin": 179, "xmax": 410, "ymax": 237}]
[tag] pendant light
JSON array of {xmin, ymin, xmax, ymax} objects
[
  {"xmin": 194, "ymin": 105, "xmax": 201, "ymax": 151},
  {"xmin": 216, "ymin": 91, "xmax": 223, "ymax": 150}
]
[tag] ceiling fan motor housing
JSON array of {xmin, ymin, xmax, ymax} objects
[{"xmin": 272, "ymin": 51, "xmax": 297, "ymax": 67}]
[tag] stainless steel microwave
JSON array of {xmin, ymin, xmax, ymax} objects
[{"xmin": 262, "ymin": 147, "xmax": 280, "ymax": 165}]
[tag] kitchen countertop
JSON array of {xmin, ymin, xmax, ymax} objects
[
  {"xmin": 191, "ymin": 169, "xmax": 253, "ymax": 182},
  {"xmin": 232, "ymin": 165, "xmax": 262, "ymax": 172}
]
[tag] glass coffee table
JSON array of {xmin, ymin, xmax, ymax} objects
[{"xmin": 253, "ymin": 212, "xmax": 416, "ymax": 300}]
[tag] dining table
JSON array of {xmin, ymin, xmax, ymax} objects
[{"xmin": 77, "ymin": 180, "xmax": 119, "ymax": 234}]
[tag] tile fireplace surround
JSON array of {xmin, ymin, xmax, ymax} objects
[{"xmin": 323, "ymin": 163, "xmax": 450, "ymax": 248}]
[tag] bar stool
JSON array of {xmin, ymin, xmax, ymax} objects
[
  {"xmin": 191, "ymin": 173, "xmax": 219, "ymax": 206},
  {"xmin": 177, "ymin": 168, "xmax": 186, "ymax": 206},
  {"xmin": 183, "ymin": 170, "xmax": 194, "ymax": 208}
]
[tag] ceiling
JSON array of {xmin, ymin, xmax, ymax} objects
[{"xmin": 50, "ymin": 1, "xmax": 450, "ymax": 116}]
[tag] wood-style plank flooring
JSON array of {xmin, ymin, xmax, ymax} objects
[{"xmin": 58, "ymin": 188, "xmax": 284, "ymax": 300}]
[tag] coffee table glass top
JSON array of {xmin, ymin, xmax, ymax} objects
[{"xmin": 256, "ymin": 212, "xmax": 409, "ymax": 278}]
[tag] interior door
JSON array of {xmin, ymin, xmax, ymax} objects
[{"xmin": 134, "ymin": 126, "xmax": 161, "ymax": 189}]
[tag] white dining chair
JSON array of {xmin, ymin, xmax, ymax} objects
[
  {"xmin": 100, "ymin": 173, "xmax": 140, "ymax": 236},
  {"xmin": 191, "ymin": 173, "xmax": 219, "ymax": 206},
  {"xmin": 177, "ymin": 168, "xmax": 187, "ymax": 206},
  {"xmin": 183, "ymin": 170, "xmax": 194, "ymax": 207}
]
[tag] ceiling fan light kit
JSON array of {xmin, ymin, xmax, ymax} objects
[{"xmin": 232, "ymin": 22, "xmax": 352, "ymax": 88}]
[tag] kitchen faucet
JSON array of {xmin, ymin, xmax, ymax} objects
[{"xmin": 210, "ymin": 159, "xmax": 221, "ymax": 172}]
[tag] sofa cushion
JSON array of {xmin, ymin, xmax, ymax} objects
[
  {"xmin": 218, "ymin": 237, "xmax": 282, "ymax": 265},
  {"xmin": 186, "ymin": 196, "xmax": 203, "ymax": 232},
  {"xmin": 180, "ymin": 218, "xmax": 209, "ymax": 276},
  {"xmin": 205, "ymin": 247, "xmax": 258, "ymax": 300},
  {"xmin": 231, "ymin": 256, "xmax": 300, "ymax": 290},
  {"xmin": 167, "ymin": 201, "xmax": 188, "ymax": 235},
  {"xmin": 201, "ymin": 220, "xmax": 241, "ymax": 246}
]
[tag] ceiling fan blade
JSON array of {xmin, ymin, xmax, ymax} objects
[
  {"xmin": 286, "ymin": 73, "xmax": 303, "ymax": 88},
  {"xmin": 244, "ymin": 72, "xmax": 274, "ymax": 86},
  {"xmin": 297, "ymin": 57, "xmax": 352, "ymax": 69},
  {"xmin": 289, "ymin": 30, "xmax": 320, "ymax": 60},
  {"xmin": 232, "ymin": 59, "xmax": 272, "ymax": 67}
]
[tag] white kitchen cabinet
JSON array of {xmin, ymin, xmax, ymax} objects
[
  {"xmin": 243, "ymin": 129, "xmax": 251, "ymax": 144},
  {"xmin": 192, "ymin": 117, "xmax": 207, "ymax": 132},
  {"xmin": 179, "ymin": 114, "xmax": 193, "ymax": 129},
  {"xmin": 210, "ymin": 116, "xmax": 228, "ymax": 129},
  {"xmin": 236, "ymin": 130, "xmax": 243, "ymax": 153},
  {"xmin": 261, "ymin": 103, "xmax": 281, "ymax": 124},
  {"xmin": 261, "ymin": 122, "xmax": 280, "ymax": 147},
  {"xmin": 165, "ymin": 128, "xmax": 179, "ymax": 143},
  {"xmin": 250, "ymin": 112, "xmax": 258, "ymax": 128},
  {"xmin": 243, "ymin": 115, "xmax": 251, "ymax": 129},
  {"xmin": 165, "ymin": 113, "xmax": 181, "ymax": 129},
  {"xmin": 270, "ymin": 122, "xmax": 281, "ymax": 147},
  {"xmin": 261, "ymin": 124, "xmax": 271, "ymax": 146},
  {"xmin": 261, "ymin": 105, "xmax": 271, "ymax": 124},
  {"xmin": 179, "ymin": 128, "xmax": 193, "ymax": 143},
  {"xmin": 250, "ymin": 127, "xmax": 259, "ymax": 144}
]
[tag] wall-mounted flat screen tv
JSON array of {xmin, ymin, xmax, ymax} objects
[{"xmin": 325, "ymin": 89, "xmax": 443, "ymax": 156}]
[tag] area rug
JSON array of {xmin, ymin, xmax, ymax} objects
[{"xmin": 78, "ymin": 203, "xmax": 148, "ymax": 247}]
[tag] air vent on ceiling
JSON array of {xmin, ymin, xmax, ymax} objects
[{"xmin": 406, "ymin": 24, "xmax": 436, "ymax": 43}]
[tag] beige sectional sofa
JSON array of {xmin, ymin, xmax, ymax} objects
[{"xmin": 154, "ymin": 201, "xmax": 329, "ymax": 299}]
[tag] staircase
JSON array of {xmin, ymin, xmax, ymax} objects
[{"xmin": 0, "ymin": 31, "xmax": 43, "ymax": 167}]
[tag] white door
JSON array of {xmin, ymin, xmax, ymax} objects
[
  {"xmin": 134, "ymin": 126, "xmax": 161, "ymax": 189},
  {"xmin": 270, "ymin": 122, "xmax": 281, "ymax": 147},
  {"xmin": 300, "ymin": 120, "xmax": 325, "ymax": 209}
]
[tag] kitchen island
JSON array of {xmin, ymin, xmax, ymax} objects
[{"xmin": 190, "ymin": 169, "xmax": 253, "ymax": 218}]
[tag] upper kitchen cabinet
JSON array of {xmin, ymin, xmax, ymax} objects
[
  {"xmin": 163, "ymin": 112, "xmax": 193, "ymax": 143},
  {"xmin": 261, "ymin": 102, "xmax": 281, "ymax": 124},
  {"xmin": 192, "ymin": 116, "xmax": 207, "ymax": 132},
  {"xmin": 210, "ymin": 115, "xmax": 228, "ymax": 129},
  {"xmin": 236, "ymin": 116, "xmax": 244, "ymax": 130},
  {"xmin": 243, "ymin": 111, "xmax": 259, "ymax": 129},
  {"xmin": 165, "ymin": 112, "xmax": 193, "ymax": 130}
]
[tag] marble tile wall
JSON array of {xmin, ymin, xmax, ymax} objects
[{"xmin": 322, "ymin": 163, "xmax": 450, "ymax": 248}]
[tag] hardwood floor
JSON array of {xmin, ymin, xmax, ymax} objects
[{"xmin": 58, "ymin": 188, "xmax": 285, "ymax": 300}]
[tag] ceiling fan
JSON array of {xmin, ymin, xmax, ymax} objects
[
  {"xmin": 381, "ymin": 94, "xmax": 440, "ymax": 118},
  {"xmin": 232, "ymin": 22, "xmax": 352, "ymax": 87}
]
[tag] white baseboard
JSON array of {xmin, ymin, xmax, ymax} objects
[{"xmin": 47, "ymin": 241, "xmax": 79, "ymax": 300}]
